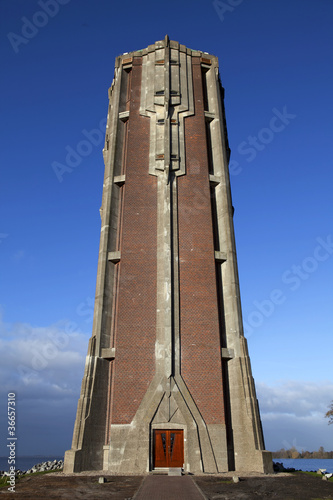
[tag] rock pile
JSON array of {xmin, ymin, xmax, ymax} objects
[
  {"xmin": 273, "ymin": 461, "xmax": 297, "ymax": 472},
  {"xmin": 273, "ymin": 462, "xmax": 333, "ymax": 476},
  {"xmin": 1, "ymin": 459, "xmax": 63, "ymax": 477}
]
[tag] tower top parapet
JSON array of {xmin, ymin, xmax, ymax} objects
[{"xmin": 117, "ymin": 37, "xmax": 218, "ymax": 68}]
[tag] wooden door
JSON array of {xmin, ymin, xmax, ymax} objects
[{"xmin": 153, "ymin": 430, "xmax": 184, "ymax": 468}]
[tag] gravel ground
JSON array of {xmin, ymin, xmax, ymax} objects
[
  {"xmin": 194, "ymin": 472, "xmax": 333, "ymax": 500},
  {"xmin": 0, "ymin": 470, "xmax": 332, "ymax": 499}
]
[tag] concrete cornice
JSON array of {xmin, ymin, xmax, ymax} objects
[{"xmin": 117, "ymin": 37, "xmax": 218, "ymax": 66}]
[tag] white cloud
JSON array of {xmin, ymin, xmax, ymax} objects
[
  {"xmin": 257, "ymin": 380, "xmax": 333, "ymax": 417},
  {"xmin": 0, "ymin": 316, "xmax": 89, "ymax": 398},
  {"xmin": 256, "ymin": 380, "xmax": 333, "ymax": 451},
  {"xmin": 0, "ymin": 316, "xmax": 91, "ymax": 455}
]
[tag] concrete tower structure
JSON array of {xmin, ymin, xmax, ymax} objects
[{"xmin": 64, "ymin": 36, "xmax": 272, "ymax": 474}]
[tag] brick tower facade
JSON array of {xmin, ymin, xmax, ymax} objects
[{"xmin": 64, "ymin": 36, "xmax": 272, "ymax": 474}]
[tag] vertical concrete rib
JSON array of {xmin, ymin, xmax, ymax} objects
[
  {"xmin": 163, "ymin": 37, "xmax": 172, "ymax": 380},
  {"xmin": 94, "ymin": 64, "xmax": 123, "ymax": 356}
]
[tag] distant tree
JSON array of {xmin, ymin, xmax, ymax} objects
[
  {"xmin": 272, "ymin": 448, "xmax": 287, "ymax": 459},
  {"xmin": 290, "ymin": 446, "xmax": 300, "ymax": 459},
  {"xmin": 325, "ymin": 401, "xmax": 333, "ymax": 425},
  {"xmin": 317, "ymin": 446, "xmax": 327, "ymax": 458},
  {"xmin": 272, "ymin": 447, "xmax": 333, "ymax": 458}
]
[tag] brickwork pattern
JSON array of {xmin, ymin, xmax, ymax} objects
[
  {"xmin": 110, "ymin": 57, "xmax": 157, "ymax": 424},
  {"xmin": 177, "ymin": 58, "xmax": 225, "ymax": 425}
]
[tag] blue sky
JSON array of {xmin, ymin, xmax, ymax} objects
[{"xmin": 1, "ymin": 0, "xmax": 332, "ymax": 457}]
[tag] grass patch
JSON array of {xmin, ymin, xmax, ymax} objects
[
  {"xmin": 206, "ymin": 479, "xmax": 233, "ymax": 484},
  {"xmin": 299, "ymin": 471, "xmax": 333, "ymax": 482},
  {"xmin": 0, "ymin": 476, "xmax": 10, "ymax": 489},
  {"xmin": 0, "ymin": 468, "xmax": 63, "ymax": 489}
]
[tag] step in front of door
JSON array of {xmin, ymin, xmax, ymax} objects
[
  {"xmin": 168, "ymin": 467, "xmax": 182, "ymax": 476},
  {"xmin": 152, "ymin": 468, "xmax": 169, "ymax": 475}
]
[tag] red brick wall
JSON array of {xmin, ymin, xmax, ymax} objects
[
  {"xmin": 110, "ymin": 56, "xmax": 224, "ymax": 426},
  {"xmin": 111, "ymin": 57, "xmax": 157, "ymax": 424},
  {"xmin": 177, "ymin": 57, "xmax": 225, "ymax": 424}
]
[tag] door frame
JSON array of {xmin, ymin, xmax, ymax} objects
[{"xmin": 151, "ymin": 423, "xmax": 186, "ymax": 470}]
